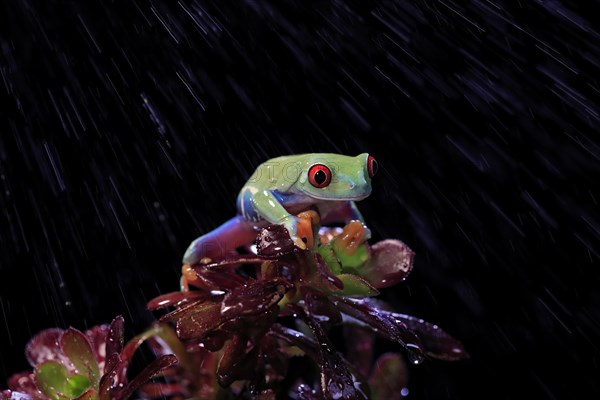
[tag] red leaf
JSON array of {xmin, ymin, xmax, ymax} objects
[
  {"xmin": 336, "ymin": 298, "xmax": 425, "ymax": 364},
  {"xmin": 7, "ymin": 372, "xmax": 42, "ymax": 399},
  {"xmin": 293, "ymin": 306, "xmax": 369, "ymax": 400},
  {"xmin": 221, "ymin": 278, "xmax": 292, "ymax": 319},
  {"xmin": 114, "ymin": 355, "xmax": 178, "ymax": 400},
  {"xmin": 216, "ymin": 336, "xmax": 260, "ymax": 387},
  {"xmin": 25, "ymin": 329, "xmax": 72, "ymax": 371},
  {"xmin": 175, "ymin": 301, "xmax": 224, "ymax": 340},
  {"xmin": 147, "ymin": 291, "xmax": 210, "ymax": 311},
  {"xmin": 360, "ymin": 240, "xmax": 414, "ymax": 289},
  {"xmin": 391, "ymin": 313, "xmax": 468, "ymax": 360},
  {"xmin": 60, "ymin": 328, "xmax": 100, "ymax": 388},
  {"xmin": 105, "ymin": 316, "xmax": 124, "ymax": 365},
  {"xmin": 256, "ymin": 224, "xmax": 296, "ymax": 258}
]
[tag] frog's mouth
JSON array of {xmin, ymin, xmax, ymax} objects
[{"xmin": 300, "ymin": 190, "xmax": 371, "ymax": 202}]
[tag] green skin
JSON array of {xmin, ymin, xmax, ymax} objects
[{"xmin": 183, "ymin": 153, "xmax": 374, "ymax": 264}]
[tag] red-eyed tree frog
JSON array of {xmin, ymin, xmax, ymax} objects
[{"xmin": 182, "ymin": 153, "xmax": 378, "ymax": 265}]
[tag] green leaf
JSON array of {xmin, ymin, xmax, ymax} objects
[
  {"xmin": 333, "ymin": 242, "xmax": 369, "ymax": 270},
  {"xmin": 333, "ymin": 274, "xmax": 379, "ymax": 298},
  {"xmin": 61, "ymin": 328, "xmax": 100, "ymax": 388},
  {"xmin": 317, "ymin": 244, "xmax": 342, "ymax": 274},
  {"xmin": 65, "ymin": 375, "xmax": 91, "ymax": 398},
  {"xmin": 74, "ymin": 389, "xmax": 98, "ymax": 400},
  {"xmin": 35, "ymin": 361, "xmax": 69, "ymax": 400}
]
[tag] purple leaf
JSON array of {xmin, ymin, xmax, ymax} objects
[
  {"xmin": 105, "ymin": 316, "xmax": 124, "ymax": 365},
  {"xmin": 1, "ymin": 390, "xmax": 33, "ymax": 400},
  {"xmin": 360, "ymin": 240, "xmax": 414, "ymax": 289},
  {"xmin": 336, "ymin": 298, "xmax": 425, "ymax": 364},
  {"xmin": 191, "ymin": 267, "xmax": 248, "ymax": 290},
  {"xmin": 184, "ymin": 331, "xmax": 228, "ymax": 352},
  {"xmin": 147, "ymin": 291, "xmax": 210, "ymax": 311},
  {"xmin": 333, "ymin": 274, "xmax": 379, "ymax": 298},
  {"xmin": 174, "ymin": 301, "xmax": 224, "ymax": 340},
  {"xmin": 216, "ymin": 335, "xmax": 260, "ymax": 387},
  {"xmin": 25, "ymin": 329, "xmax": 73, "ymax": 371},
  {"xmin": 60, "ymin": 328, "xmax": 100, "ymax": 388},
  {"xmin": 98, "ymin": 354, "xmax": 119, "ymax": 400},
  {"xmin": 368, "ymin": 353, "xmax": 408, "ymax": 400},
  {"xmin": 114, "ymin": 354, "xmax": 177, "ymax": 400},
  {"xmin": 256, "ymin": 224, "xmax": 296, "ymax": 258},
  {"xmin": 7, "ymin": 372, "xmax": 40, "ymax": 399},
  {"xmin": 83, "ymin": 325, "xmax": 109, "ymax": 368},
  {"xmin": 294, "ymin": 307, "xmax": 369, "ymax": 400},
  {"xmin": 293, "ymin": 384, "xmax": 323, "ymax": 400},
  {"xmin": 221, "ymin": 278, "xmax": 292, "ymax": 319},
  {"xmin": 391, "ymin": 314, "xmax": 468, "ymax": 360},
  {"xmin": 302, "ymin": 288, "xmax": 342, "ymax": 326}
]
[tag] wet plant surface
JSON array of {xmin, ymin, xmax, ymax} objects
[
  {"xmin": 1, "ymin": 1, "xmax": 599, "ymax": 399},
  {"xmin": 4, "ymin": 221, "xmax": 467, "ymax": 399}
]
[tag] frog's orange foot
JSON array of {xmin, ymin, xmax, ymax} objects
[
  {"xmin": 334, "ymin": 220, "xmax": 369, "ymax": 255},
  {"xmin": 180, "ymin": 262, "xmax": 211, "ymax": 292},
  {"xmin": 296, "ymin": 210, "xmax": 320, "ymax": 249}
]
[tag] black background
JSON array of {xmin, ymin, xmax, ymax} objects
[{"xmin": 1, "ymin": 1, "xmax": 599, "ymax": 398}]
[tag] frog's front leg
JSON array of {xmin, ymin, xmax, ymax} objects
[
  {"xmin": 252, "ymin": 190, "xmax": 308, "ymax": 249},
  {"xmin": 182, "ymin": 216, "xmax": 259, "ymax": 265}
]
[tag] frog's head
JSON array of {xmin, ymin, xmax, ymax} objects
[{"xmin": 295, "ymin": 153, "xmax": 377, "ymax": 201}]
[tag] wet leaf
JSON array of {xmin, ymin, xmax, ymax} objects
[
  {"xmin": 317, "ymin": 244, "xmax": 341, "ymax": 275},
  {"xmin": 294, "ymin": 307, "xmax": 369, "ymax": 400},
  {"xmin": 65, "ymin": 375, "xmax": 90, "ymax": 399},
  {"xmin": 216, "ymin": 336, "xmax": 260, "ymax": 387},
  {"xmin": 191, "ymin": 267, "xmax": 248, "ymax": 290},
  {"xmin": 34, "ymin": 362, "xmax": 68, "ymax": 400},
  {"xmin": 26, "ymin": 329, "xmax": 72, "ymax": 370},
  {"xmin": 1, "ymin": 390, "xmax": 33, "ymax": 400},
  {"xmin": 334, "ymin": 243, "xmax": 370, "ymax": 270},
  {"xmin": 73, "ymin": 389, "xmax": 97, "ymax": 400},
  {"xmin": 392, "ymin": 314, "xmax": 468, "ymax": 360},
  {"xmin": 368, "ymin": 353, "xmax": 407, "ymax": 400},
  {"xmin": 333, "ymin": 274, "xmax": 379, "ymax": 298},
  {"xmin": 302, "ymin": 289, "xmax": 342, "ymax": 326},
  {"xmin": 82, "ymin": 325, "xmax": 109, "ymax": 368},
  {"xmin": 314, "ymin": 254, "xmax": 344, "ymax": 291},
  {"xmin": 115, "ymin": 355, "xmax": 178, "ymax": 400},
  {"xmin": 220, "ymin": 278, "xmax": 293, "ymax": 319},
  {"xmin": 147, "ymin": 291, "xmax": 210, "ymax": 311},
  {"xmin": 7, "ymin": 372, "xmax": 39, "ymax": 398},
  {"xmin": 104, "ymin": 316, "xmax": 124, "ymax": 371},
  {"xmin": 336, "ymin": 298, "xmax": 425, "ymax": 364},
  {"xmin": 294, "ymin": 384, "xmax": 322, "ymax": 400},
  {"xmin": 97, "ymin": 354, "xmax": 119, "ymax": 400},
  {"xmin": 175, "ymin": 301, "xmax": 224, "ymax": 340},
  {"xmin": 256, "ymin": 224, "xmax": 296, "ymax": 258},
  {"xmin": 359, "ymin": 240, "xmax": 414, "ymax": 289},
  {"xmin": 60, "ymin": 329, "xmax": 99, "ymax": 388}
]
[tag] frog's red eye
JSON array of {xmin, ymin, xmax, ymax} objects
[
  {"xmin": 367, "ymin": 155, "xmax": 378, "ymax": 178},
  {"xmin": 308, "ymin": 164, "xmax": 332, "ymax": 188}
]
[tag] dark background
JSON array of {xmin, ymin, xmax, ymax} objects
[{"xmin": 1, "ymin": 0, "xmax": 599, "ymax": 398}]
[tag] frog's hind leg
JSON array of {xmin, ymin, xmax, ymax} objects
[{"xmin": 182, "ymin": 216, "xmax": 259, "ymax": 265}]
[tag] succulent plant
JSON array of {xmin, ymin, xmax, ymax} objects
[
  {"xmin": 148, "ymin": 215, "xmax": 468, "ymax": 398},
  {"xmin": 4, "ymin": 214, "xmax": 467, "ymax": 399}
]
